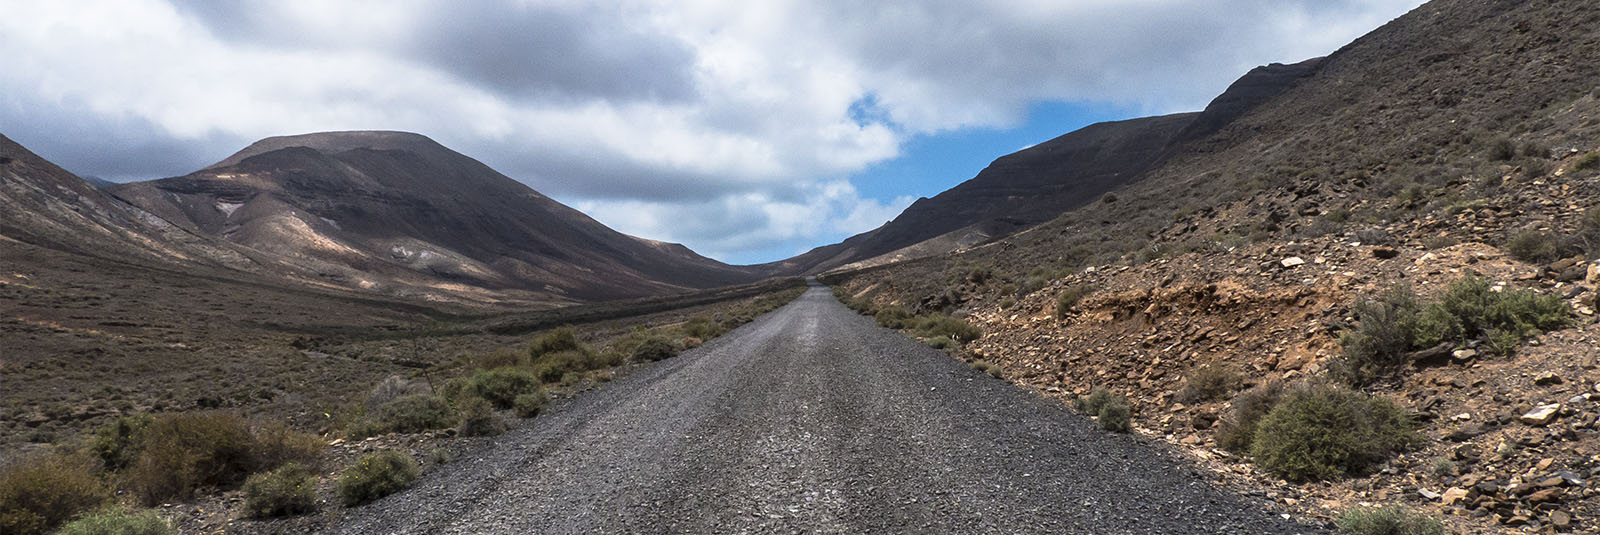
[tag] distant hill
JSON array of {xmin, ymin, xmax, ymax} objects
[
  {"xmin": 108, "ymin": 131, "xmax": 765, "ymax": 301},
  {"xmin": 776, "ymin": 57, "xmax": 1331, "ymax": 274}
]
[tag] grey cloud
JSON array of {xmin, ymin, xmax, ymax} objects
[
  {"xmin": 170, "ymin": 0, "xmax": 699, "ymax": 104},
  {"xmin": 408, "ymin": 2, "xmax": 698, "ymax": 103},
  {"xmin": 0, "ymin": 94, "xmax": 240, "ymax": 181}
]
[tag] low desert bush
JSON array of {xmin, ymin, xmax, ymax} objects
[
  {"xmin": 466, "ymin": 368, "xmax": 540, "ymax": 409},
  {"xmin": 456, "ymin": 396, "xmax": 504, "ymax": 437},
  {"xmin": 1339, "ymin": 277, "xmax": 1569, "ymax": 384},
  {"xmin": 1216, "ymin": 381, "xmax": 1286, "ymax": 453},
  {"xmin": 1075, "ymin": 388, "xmax": 1116, "ymax": 415},
  {"xmin": 1055, "ymin": 285, "xmax": 1092, "ymax": 317},
  {"xmin": 0, "ymin": 451, "xmax": 108, "ymax": 534},
  {"xmin": 1504, "ymin": 230, "xmax": 1560, "ymax": 264},
  {"xmin": 1175, "ymin": 365, "xmax": 1240, "ymax": 404},
  {"xmin": 513, "ymin": 391, "xmax": 549, "ymax": 418},
  {"xmin": 241, "ymin": 463, "xmax": 317, "ymax": 518},
  {"xmin": 1096, "ymin": 397, "xmax": 1132, "ymax": 433},
  {"xmin": 371, "ymin": 395, "xmax": 456, "ymax": 435},
  {"xmin": 681, "ymin": 316, "xmax": 726, "ymax": 340},
  {"xmin": 336, "ymin": 450, "xmax": 419, "ymax": 506},
  {"xmin": 55, "ymin": 508, "xmax": 173, "ymax": 535},
  {"xmin": 528, "ymin": 326, "xmax": 586, "ymax": 357},
  {"xmin": 124, "ymin": 412, "xmax": 321, "ymax": 505},
  {"xmin": 1336, "ymin": 505, "xmax": 1444, "ymax": 535},
  {"xmin": 1250, "ymin": 384, "xmax": 1419, "ymax": 481},
  {"xmin": 630, "ymin": 336, "xmax": 679, "ymax": 362},
  {"xmin": 90, "ymin": 414, "xmax": 153, "ymax": 470},
  {"xmin": 874, "ymin": 306, "xmax": 913, "ymax": 329},
  {"xmin": 1573, "ymin": 151, "xmax": 1600, "ymax": 172},
  {"xmin": 911, "ymin": 315, "xmax": 981, "ymax": 344},
  {"xmin": 1075, "ymin": 388, "xmax": 1131, "ymax": 432}
]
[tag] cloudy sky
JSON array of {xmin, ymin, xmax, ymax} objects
[{"xmin": 1, "ymin": 0, "xmax": 1424, "ymax": 264}]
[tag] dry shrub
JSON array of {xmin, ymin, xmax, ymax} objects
[{"xmin": 0, "ymin": 451, "xmax": 108, "ymax": 535}]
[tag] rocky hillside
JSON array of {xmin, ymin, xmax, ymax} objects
[
  {"xmin": 110, "ymin": 131, "xmax": 765, "ymax": 302},
  {"xmin": 822, "ymin": 0, "xmax": 1600, "ymax": 532}
]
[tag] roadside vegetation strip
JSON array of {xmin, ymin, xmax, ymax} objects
[{"xmin": 0, "ymin": 286, "xmax": 806, "ymax": 533}]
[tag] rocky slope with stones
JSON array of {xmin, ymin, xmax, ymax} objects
[{"xmin": 821, "ymin": 0, "xmax": 1600, "ymax": 532}]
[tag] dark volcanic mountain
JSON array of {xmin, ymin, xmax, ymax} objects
[
  {"xmin": 773, "ymin": 56, "xmax": 1332, "ymax": 274},
  {"xmin": 109, "ymin": 131, "xmax": 761, "ymax": 301}
]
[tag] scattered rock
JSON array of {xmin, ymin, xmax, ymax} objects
[
  {"xmin": 1534, "ymin": 371, "xmax": 1563, "ymax": 386},
  {"xmin": 1549, "ymin": 510, "xmax": 1571, "ymax": 529},
  {"xmin": 1442, "ymin": 487, "xmax": 1471, "ymax": 506},
  {"xmin": 1372, "ymin": 247, "xmax": 1399, "ymax": 259},
  {"xmin": 1280, "ymin": 257, "xmax": 1305, "ymax": 268},
  {"xmin": 1520, "ymin": 403, "xmax": 1561, "ymax": 426}
]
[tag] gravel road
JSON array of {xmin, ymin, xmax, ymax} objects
[{"xmin": 331, "ymin": 281, "xmax": 1321, "ymax": 534}]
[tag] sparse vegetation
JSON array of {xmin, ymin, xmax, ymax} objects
[
  {"xmin": 465, "ymin": 368, "xmax": 541, "ymax": 409},
  {"xmin": 54, "ymin": 508, "xmax": 174, "ymax": 535},
  {"xmin": 1216, "ymin": 381, "xmax": 1286, "ymax": 453},
  {"xmin": 0, "ymin": 451, "xmax": 108, "ymax": 535},
  {"xmin": 90, "ymin": 414, "xmax": 152, "ymax": 471},
  {"xmin": 354, "ymin": 394, "xmax": 456, "ymax": 438},
  {"xmin": 1250, "ymin": 384, "xmax": 1418, "ymax": 481},
  {"xmin": 241, "ymin": 463, "xmax": 317, "ymax": 518},
  {"xmin": 630, "ymin": 336, "xmax": 679, "ymax": 362},
  {"xmin": 1504, "ymin": 229, "xmax": 1560, "ymax": 263},
  {"xmin": 1337, "ymin": 276, "xmax": 1569, "ymax": 384},
  {"xmin": 1336, "ymin": 505, "xmax": 1444, "ymax": 535},
  {"xmin": 124, "ymin": 412, "xmax": 321, "ymax": 505},
  {"xmin": 336, "ymin": 450, "xmax": 420, "ymax": 506},
  {"xmin": 513, "ymin": 391, "xmax": 549, "ymax": 418},
  {"xmin": 1175, "ymin": 365, "xmax": 1240, "ymax": 404},
  {"xmin": 528, "ymin": 326, "xmax": 585, "ymax": 358},
  {"xmin": 456, "ymin": 396, "xmax": 504, "ymax": 437},
  {"xmin": 1075, "ymin": 388, "xmax": 1132, "ymax": 432},
  {"xmin": 1573, "ymin": 151, "xmax": 1600, "ymax": 172},
  {"xmin": 1055, "ymin": 285, "xmax": 1092, "ymax": 317}
]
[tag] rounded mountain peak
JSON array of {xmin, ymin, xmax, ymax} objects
[{"xmin": 206, "ymin": 131, "xmax": 447, "ymax": 170}]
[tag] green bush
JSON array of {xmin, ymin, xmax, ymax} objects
[
  {"xmin": 681, "ymin": 316, "xmax": 726, "ymax": 340},
  {"xmin": 630, "ymin": 336, "xmax": 678, "ymax": 362},
  {"xmin": 91, "ymin": 414, "xmax": 153, "ymax": 471},
  {"xmin": 531, "ymin": 350, "xmax": 592, "ymax": 383},
  {"xmin": 1175, "ymin": 365, "xmax": 1240, "ymax": 404},
  {"xmin": 911, "ymin": 315, "xmax": 981, "ymax": 344},
  {"xmin": 55, "ymin": 508, "xmax": 173, "ymax": 535},
  {"xmin": 241, "ymin": 463, "xmax": 316, "ymax": 518},
  {"xmin": 1336, "ymin": 505, "xmax": 1444, "ymax": 535},
  {"xmin": 1573, "ymin": 152, "xmax": 1600, "ymax": 172},
  {"xmin": 1097, "ymin": 397, "xmax": 1132, "ymax": 433},
  {"xmin": 513, "ymin": 391, "xmax": 549, "ymax": 418},
  {"xmin": 0, "ymin": 451, "xmax": 108, "ymax": 535},
  {"xmin": 466, "ymin": 368, "xmax": 540, "ymax": 408},
  {"xmin": 1339, "ymin": 277, "xmax": 1570, "ymax": 384},
  {"xmin": 528, "ymin": 326, "xmax": 585, "ymax": 358},
  {"xmin": 371, "ymin": 395, "xmax": 456, "ymax": 435},
  {"xmin": 124, "ymin": 412, "xmax": 321, "ymax": 506},
  {"xmin": 1505, "ymin": 230, "xmax": 1560, "ymax": 263},
  {"xmin": 1216, "ymin": 381, "xmax": 1285, "ymax": 453},
  {"xmin": 456, "ymin": 396, "xmax": 504, "ymax": 437},
  {"xmin": 336, "ymin": 450, "xmax": 419, "ymax": 507},
  {"xmin": 1484, "ymin": 137, "xmax": 1516, "ymax": 161},
  {"xmin": 1056, "ymin": 285, "xmax": 1092, "ymax": 317},
  {"xmin": 1417, "ymin": 275, "xmax": 1570, "ymax": 353},
  {"xmin": 874, "ymin": 306, "xmax": 913, "ymax": 329},
  {"xmin": 1075, "ymin": 388, "xmax": 1116, "ymax": 415},
  {"xmin": 1250, "ymin": 385, "xmax": 1419, "ymax": 482}
]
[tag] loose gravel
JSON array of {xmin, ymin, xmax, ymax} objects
[{"xmin": 329, "ymin": 282, "xmax": 1322, "ymax": 534}]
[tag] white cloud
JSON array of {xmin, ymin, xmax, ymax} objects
[{"xmin": 0, "ymin": 0, "xmax": 1425, "ymax": 263}]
